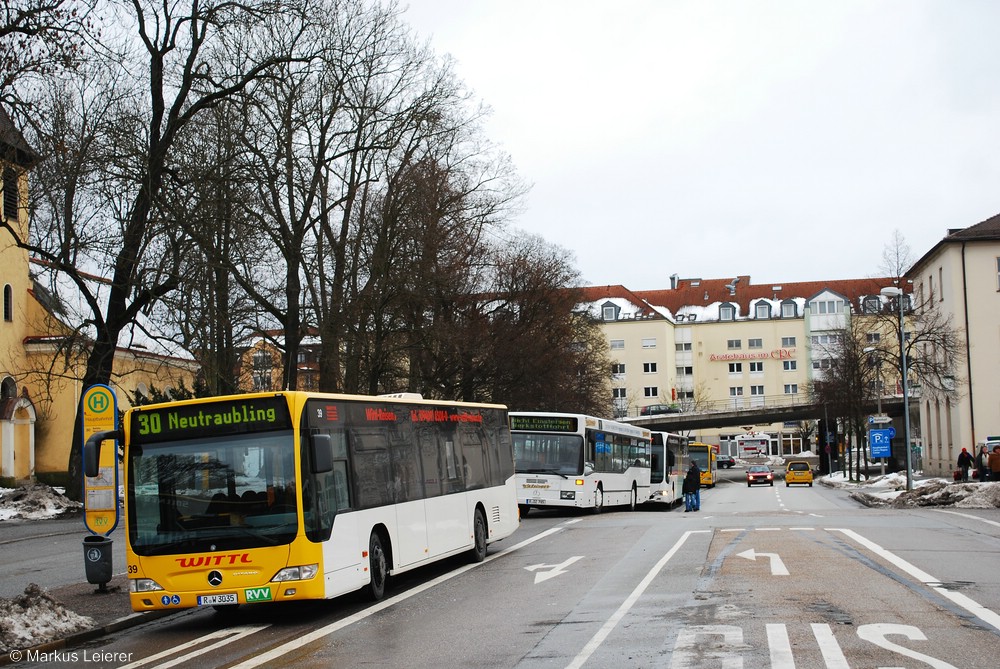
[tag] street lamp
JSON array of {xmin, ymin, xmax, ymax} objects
[{"xmin": 880, "ymin": 286, "xmax": 913, "ymax": 491}]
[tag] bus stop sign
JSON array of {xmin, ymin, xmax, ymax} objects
[
  {"xmin": 869, "ymin": 427, "xmax": 895, "ymax": 459},
  {"xmin": 82, "ymin": 385, "xmax": 120, "ymax": 536}
]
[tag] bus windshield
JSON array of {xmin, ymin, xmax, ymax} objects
[
  {"xmin": 127, "ymin": 431, "xmax": 298, "ymax": 556},
  {"xmin": 513, "ymin": 433, "xmax": 584, "ymax": 476},
  {"xmin": 689, "ymin": 448, "xmax": 711, "ymax": 471}
]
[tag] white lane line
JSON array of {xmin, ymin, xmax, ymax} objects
[
  {"xmin": 228, "ymin": 526, "xmax": 565, "ymax": 669},
  {"xmin": 120, "ymin": 625, "xmax": 268, "ymax": 668},
  {"xmin": 811, "ymin": 623, "xmax": 850, "ymax": 669},
  {"xmin": 565, "ymin": 530, "xmax": 711, "ymax": 669},
  {"xmin": 767, "ymin": 623, "xmax": 795, "ymax": 668},
  {"xmin": 831, "ymin": 528, "xmax": 1000, "ymax": 633},
  {"xmin": 932, "ymin": 509, "xmax": 1000, "ymax": 529}
]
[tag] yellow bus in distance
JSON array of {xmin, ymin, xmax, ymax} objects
[{"xmin": 687, "ymin": 442, "xmax": 717, "ymax": 487}]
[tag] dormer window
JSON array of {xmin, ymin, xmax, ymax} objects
[
  {"xmin": 781, "ymin": 301, "xmax": 796, "ymax": 318},
  {"xmin": 601, "ymin": 301, "xmax": 620, "ymax": 321},
  {"xmin": 755, "ymin": 303, "xmax": 770, "ymax": 319},
  {"xmin": 720, "ymin": 304, "xmax": 735, "ymax": 321},
  {"xmin": 863, "ymin": 296, "xmax": 880, "ymax": 314}
]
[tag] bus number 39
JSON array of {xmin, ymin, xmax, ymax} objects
[{"xmin": 136, "ymin": 413, "xmax": 162, "ymax": 435}]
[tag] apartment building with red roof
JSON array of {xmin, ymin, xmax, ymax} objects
[{"xmin": 577, "ymin": 275, "xmax": 906, "ymax": 458}]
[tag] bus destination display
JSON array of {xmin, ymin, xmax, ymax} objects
[
  {"xmin": 510, "ymin": 415, "xmax": 578, "ymax": 433},
  {"xmin": 130, "ymin": 395, "xmax": 292, "ymax": 443}
]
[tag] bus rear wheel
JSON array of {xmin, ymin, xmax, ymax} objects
[
  {"xmin": 628, "ymin": 485, "xmax": 637, "ymax": 511},
  {"xmin": 469, "ymin": 508, "xmax": 487, "ymax": 563},
  {"xmin": 367, "ymin": 531, "xmax": 388, "ymax": 601}
]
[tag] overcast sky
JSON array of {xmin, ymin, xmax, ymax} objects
[{"xmin": 400, "ymin": 0, "xmax": 1000, "ymax": 291}]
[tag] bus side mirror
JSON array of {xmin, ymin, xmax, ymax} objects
[
  {"xmin": 309, "ymin": 433, "xmax": 333, "ymax": 474},
  {"xmin": 84, "ymin": 430, "xmax": 120, "ymax": 478}
]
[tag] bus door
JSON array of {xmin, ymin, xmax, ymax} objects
[
  {"xmin": 417, "ymin": 427, "xmax": 467, "ymax": 557},
  {"xmin": 303, "ymin": 425, "xmax": 359, "ymax": 582}
]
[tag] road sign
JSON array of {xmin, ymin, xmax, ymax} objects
[
  {"xmin": 868, "ymin": 415, "xmax": 892, "ymax": 425},
  {"xmin": 869, "ymin": 427, "xmax": 895, "ymax": 458}
]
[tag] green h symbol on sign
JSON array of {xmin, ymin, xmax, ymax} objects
[{"xmin": 88, "ymin": 391, "xmax": 110, "ymax": 413}]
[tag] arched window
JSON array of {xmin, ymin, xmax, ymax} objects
[
  {"xmin": 3, "ymin": 284, "xmax": 12, "ymax": 322},
  {"xmin": 1, "ymin": 376, "xmax": 16, "ymax": 400}
]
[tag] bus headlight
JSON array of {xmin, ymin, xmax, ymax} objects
[
  {"xmin": 271, "ymin": 564, "xmax": 319, "ymax": 582},
  {"xmin": 560, "ymin": 491, "xmax": 576, "ymax": 500},
  {"xmin": 130, "ymin": 578, "xmax": 164, "ymax": 593}
]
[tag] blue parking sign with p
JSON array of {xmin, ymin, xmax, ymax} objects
[{"xmin": 869, "ymin": 428, "xmax": 895, "ymax": 458}]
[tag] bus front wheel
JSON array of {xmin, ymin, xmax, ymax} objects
[
  {"xmin": 469, "ymin": 508, "xmax": 487, "ymax": 563},
  {"xmin": 367, "ymin": 532, "xmax": 388, "ymax": 601},
  {"xmin": 592, "ymin": 486, "xmax": 604, "ymax": 514},
  {"xmin": 628, "ymin": 485, "xmax": 637, "ymax": 511}
]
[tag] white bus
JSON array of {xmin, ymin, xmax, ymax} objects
[
  {"xmin": 84, "ymin": 391, "xmax": 519, "ymax": 611},
  {"xmin": 510, "ymin": 412, "xmax": 651, "ymax": 515},
  {"xmin": 648, "ymin": 431, "xmax": 688, "ymax": 506}
]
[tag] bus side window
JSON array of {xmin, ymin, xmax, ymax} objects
[
  {"xmin": 418, "ymin": 429, "xmax": 444, "ymax": 498},
  {"xmin": 351, "ymin": 429, "xmax": 393, "ymax": 508},
  {"xmin": 460, "ymin": 425, "xmax": 488, "ymax": 490},
  {"xmin": 332, "ymin": 461, "xmax": 349, "ymax": 511},
  {"xmin": 442, "ymin": 435, "xmax": 465, "ymax": 493}
]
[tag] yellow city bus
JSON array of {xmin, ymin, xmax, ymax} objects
[
  {"xmin": 687, "ymin": 442, "xmax": 717, "ymax": 487},
  {"xmin": 84, "ymin": 391, "xmax": 519, "ymax": 612}
]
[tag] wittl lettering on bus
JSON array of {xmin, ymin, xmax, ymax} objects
[{"xmin": 175, "ymin": 553, "xmax": 252, "ymax": 568}]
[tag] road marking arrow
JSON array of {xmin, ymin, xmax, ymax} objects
[
  {"xmin": 525, "ymin": 555, "xmax": 584, "ymax": 584},
  {"xmin": 737, "ymin": 548, "xmax": 789, "ymax": 576}
]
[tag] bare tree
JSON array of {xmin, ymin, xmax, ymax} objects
[
  {"xmin": 876, "ymin": 232, "xmax": 965, "ymax": 402},
  {"xmin": 880, "ymin": 228, "xmax": 912, "ymax": 281},
  {"xmin": 466, "ymin": 235, "xmax": 610, "ymax": 413},
  {"xmin": 20, "ymin": 0, "xmax": 303, "ymax": 499},
  {"xmin": 810, "ymin": 318, "xmax": 878, "ymax": 481}
]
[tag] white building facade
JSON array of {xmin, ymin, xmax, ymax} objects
[{"xmin": 908, "ymin": 215, "xmax": 1000, "ymax": 476}]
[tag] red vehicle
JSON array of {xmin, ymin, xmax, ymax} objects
[{"xmin": 746, "ymin": 465, "xmax": 774, "ymax": 487}]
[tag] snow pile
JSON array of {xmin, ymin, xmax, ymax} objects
[
  {"xmin": 0, "ymin": 485, "xmax": 82, "ymax": 521},
  {"xmin": 0, "ymin": 584, "xmax": 95, "ymax": 652},
  {"xmin": 830, "ymin": 472, "xmax": 1000, "ymax": 508}
]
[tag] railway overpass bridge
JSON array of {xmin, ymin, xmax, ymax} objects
[{"xmin": 625, "ymin": 396, "xmax": 907, "ymax": 432}]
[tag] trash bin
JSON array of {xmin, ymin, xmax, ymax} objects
[{"xmin": 83, "ymin": 534, "xmax": 113, "ymax": 588}]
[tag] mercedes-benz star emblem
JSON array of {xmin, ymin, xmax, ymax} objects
[{"xmin": 208, "ymin": 571, "xmax": 223, "ymax": 587}]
